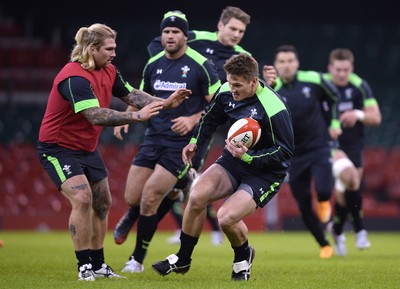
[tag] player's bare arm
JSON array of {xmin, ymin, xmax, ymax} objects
[
  {"xmin": 81, "ymin": 104, "xmax": 163, "ymax": 126},
  {"xmin": 122, "ymin": 88, "xmax": 192, "ymax": 110}
]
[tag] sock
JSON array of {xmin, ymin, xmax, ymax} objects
[
  {"xmin": 333, "ymin": 202, "xmax": 348, "ymax": 235},
  {"xmin": 301, "ymin": 206, "xmax": 329, "ymax": 247},
  {"xmin": 345, "ymin": 189, "xmax": 365, "ymax": 232},
  {"xmin": 232, "ymin": 240, "xmax": 249, "ymax": 262},
  {"xmin": 133, "ymin": 214, "xmax": 158, "ymax": 264},
  {"xmin": 128, "ymin": 205, "xmax": 140, "ymax": 222},
  {"xmin": 75, "ymin": 249, "xmax": 91, "ymax": 269},
  {"xmin": 177, "ymin": 231, "xmax": 199, "ymax": 264},
  {"xmin": 90, "ymin": 248, "xmax": 104, "ymax": 271},
  {"xmin": 206, "ymin": 205, "xmax": 220, "ymax": 231},
  {"xmin": 157, "ymin": 196, "xmax": 176, "ymax": 222}
]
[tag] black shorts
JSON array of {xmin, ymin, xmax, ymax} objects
[
  {"xmin": 216, "ymin": 149, "xmax": 286, "ymax": 208},
  {"xmin": 343, "ymin": 149, "xmax": 363, "ymax": 168},
  {"xmin": 288, "ymin": 146, "xmax": 332, "ymax": 182},
  {"xmin": 38, "ymin": 142, "xmax": 107, "ymax": 190},
  {"xmin": 133, "ymin": 144, "xmax": 189, "ymax": 181}
]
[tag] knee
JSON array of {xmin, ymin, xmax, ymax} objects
[
  {"xmin": 186, "ymin": 190, "xmax": 208, "ymax": 212},
  {"xmin": 124, "ymin": 190, "xmax": 141, "ymax": 207},
  {"xmin": 216, "ymin": 207, "xmax": 233, "ymax": 229},
  {"xmin": 73, "ymin": 191, "xmax": 92, "ymax": 210}
]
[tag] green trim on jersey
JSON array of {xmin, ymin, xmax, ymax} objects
[
  {"xmin": 75, "ymin": 99, "xmax": 99, "ymax": 113},
  {"xmin": 256, "ymin": 83, "xmax": 286, "ymax": 117},
  {"xmin": 44, "ymin": 154, "xmax": 66, "ymax": 183},
  {"xmin": 218, "ymin": 82, "xmax": 231, "ymax": 93},
  {"xmin": 66, "ymin": 78, "xmax": 98, "ymax": 113},
  {"xmin": 190, "ymin": 30, "xmax": 252, "ymax": 55},
  {"xmin": 324, "ymin": 72, "xmax": 378, "ymax": 107},
  {"xmin": 139, "ymin": 47, "xmax": 221, "ymax": 93},
  {"xmin": 140, "ymin": 51, "xmax": 165, "ymax": 90},
  {"xmin": 365, "ymin": 98, "xmax": 378, "ymax": 106},
  {"xmin": 185, "ymin": 47, "xmax": 221, "ymax": 95},
  {"xmin": 297, "ymin": 70, "xmax": 322, "ymax": 84},
  {"xmin": 115, "ymin": 67, "xmax": 133, "ymax": 92}
]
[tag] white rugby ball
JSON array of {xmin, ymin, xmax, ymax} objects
[{"xmin": 227, "ymin": 117, "xmax": 261, "ymax": 148}]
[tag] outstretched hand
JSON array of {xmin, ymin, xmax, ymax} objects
[
  {"xmin": 138, "ymin": 101, "xmax": 164, "ymax": 121},
  {"xmin": 163, "ymin": 88, "xmax": 192, "ymax": 109}
]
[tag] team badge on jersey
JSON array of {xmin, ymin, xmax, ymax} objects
[
  {"xmin": 181, "ymin": 65, "xmax": 190, "ymax": 78},
  {"xmin": 302, "ymin": 86, "xmax": 311, "ymax": 98}
]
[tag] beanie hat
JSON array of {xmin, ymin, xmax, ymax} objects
[{"xmin": 160, "ymin": 10, "xmax": 189, "ymax": 36}]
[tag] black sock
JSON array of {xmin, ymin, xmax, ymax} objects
[
  {"xmin": 206, "ymin": 205, "xmax": 220, "ymax": 231},
  {"xmin": 157, "ymin": 197, "xmax": 176, "ymax": 222},
  {"xmin": 128, "ymin": 206, "xmax": 140, "ymax": 222},
  {"xmin": 177, "ymin": 231, "xmax": 199, "ymax": 264},
  {"xmin": 90, "ymin": 248, "xmax": 104, "ymax": 271},
  {"xmin": 301, "ymin": 208, "xmax": 329, "ymax": 247},
  {"xmin": 133, "ymin": 214, "xmax": 158, "ymax": 264},
  {"xmin": 75, "ymin": 249, "xmax": 91, "ymax": 269},
  {"xmin": 232, "ymin": 240, "xmax": 249, "ymax": 262},
  {"xmin": 333, "ymin": 202, "xmax": 348, "ymax": 235},
  {"xmin": 345, "ymin": 189, "xmax": 365, "ymax": 232}
]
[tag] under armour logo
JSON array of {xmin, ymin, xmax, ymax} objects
[
  {"xmin": 229, "ymin": 102, "xmax": 235, "ymax": 108},
  {"xmin": 169, "ymin": 16, "xmax": 176, "ymax": 21},
  {"xmin": 157, "ymin": 69, "xmax": 163, "ymax": 74},
  {"xmin": 206, "ymin": 48, "xmax": 214, "ymax": 54}
]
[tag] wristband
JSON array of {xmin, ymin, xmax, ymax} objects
[
  {"xmin": 355, "ymin": 109, "xmax": 365, "ymax": 121},
  {"xmin": 136, "ymin": 111, "xmax": 141, "ymax": 122}
]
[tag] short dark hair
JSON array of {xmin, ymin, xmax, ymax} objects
[
  {"xmin": 220, "ymin": 6, "xmax": 250, "ymax": 26},
  {"xmin": 274, "ymin": 45, "xmax": 299, "ymax": 61},
  {"xmin": 224, "ymin": 53, "xmax": 258, "ymax": 81},
  {"xmin": 329, "ymin": 48, "xmax": 354, "ymax": 64}
]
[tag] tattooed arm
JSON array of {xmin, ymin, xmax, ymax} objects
[
  {"xmin": 81, "ymin": 102, "xmax": 164, "ymax": 126},
  {"xmin": 121, "ymin": 87, "xmax": 192, "ymax": 110}
]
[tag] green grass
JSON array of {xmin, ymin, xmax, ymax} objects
[{"xmin": 0, "ymin": 231, "xmax": 399, "ymax": 288}]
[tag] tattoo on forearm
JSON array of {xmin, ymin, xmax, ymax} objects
[
  {"xmin": 81, "ymin": 107, "xmax": 132, "ymax": 126},
  {"xmin": 70, "ymin": 224, "xmax": 76, "ymax": 236},
  {"xmin": 122, "ymin": 90, "xmax": 160, "ymax": 109}
]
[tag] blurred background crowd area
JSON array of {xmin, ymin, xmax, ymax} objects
[{"xmin": 1, "ymin": 1, "xmax": 399, "ymax": 231}]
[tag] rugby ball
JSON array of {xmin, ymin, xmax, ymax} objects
[{"xmin": 227, "ymin": 118, "xmax": 261, "ymax": 148}]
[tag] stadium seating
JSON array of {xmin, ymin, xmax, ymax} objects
[{"xmin": 0, "ymin": 143, "xmax": 399, "ymax": 231}]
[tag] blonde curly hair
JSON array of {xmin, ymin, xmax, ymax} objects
[{"xmin": 70, "ymin": 23, "xmax": 117, "ymax": 71}]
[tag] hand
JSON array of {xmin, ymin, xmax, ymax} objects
[
  {"xmin": 340, "ymin": 110, "xmax": 359, "ymax": 128},
  {"xmin": 329, "ymin": 127, "xmax": 342, "ymax": 140},
  {"xmin": 163, "ymin": 88, "xmax": 192, "ymax": 109},
  {"xmin": 114, "ymin": 125, "xmax": 129, "ymax": 140},
  {"xmin": 137, "ymin": 101, "xmax": 164, "ymax": 121},
  {"xmin": 182, "ymin": 143, "xmax": 197, "ymax": 166},
  {"xmin": 225, "ymin": 139, "xmax": 248, "ymax": 159},
  {"xmin": 171, "ymin": 115, "xmax": 197, "ymax": 136},
  {"xmin": 262, "ymin": 65, "xmax": 277, "ymax": 88}
]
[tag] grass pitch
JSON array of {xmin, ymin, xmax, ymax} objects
[{"xmin": 0, "ymin": 230, "xmax": 399, "ymax": 289}]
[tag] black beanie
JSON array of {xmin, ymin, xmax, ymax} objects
[{"xmin": 160, "ymin": 10, "xmax": 189, "ymax": 36}]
